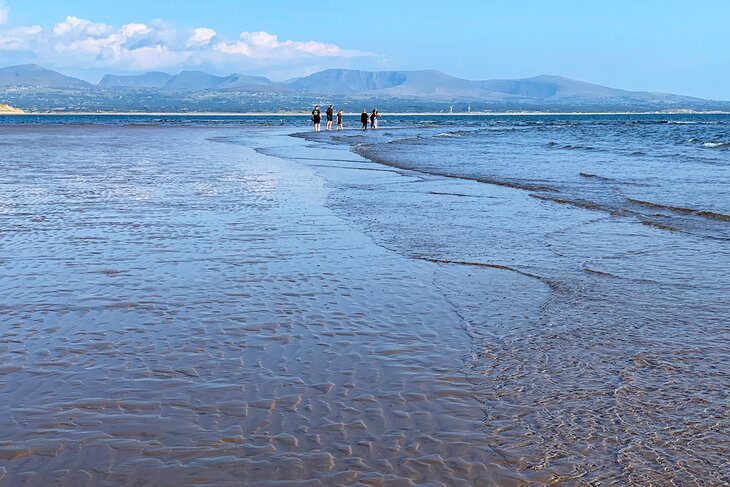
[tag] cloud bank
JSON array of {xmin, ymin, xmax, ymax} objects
[{"xmin": 0, "ymin": 8, "xmax": 378, "ymax": 77}]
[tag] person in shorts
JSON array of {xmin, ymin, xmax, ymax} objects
[{"xmin": 311, "ymin": 105, "xmax": 321, "ymax": 131}]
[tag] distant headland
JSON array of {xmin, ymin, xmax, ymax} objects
[{"xmin": 0, "ymin": 103, "xmax": 24, "ymax": 114}]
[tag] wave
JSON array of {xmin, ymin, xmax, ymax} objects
[
  {"xmin": 579, "ymin": 172, "xmax": 615, "ymax": 182},
  {"xmin": 640, "ymin": 220, "xmax": 681, "ymax": 232},
  {"xmin": 284, "ymin": 132, "xmax": 730, "ymax": 244},
  {"xmin": 434, "ymin": 129, "xmax": 479, "ymax": 138},
  {"xmin": 563, "ymin": 144, "xmax": 597, "ymax": 150},
  {"xmin": 667, "ymin": 120, "xmax": 724, "ymax": 125},
  {"xmin": 419, "ymin": 257, "xmax": 557, "ymax": 288},
  {"xmin": 546, "ymin": 143, "xmax": 597, "ymax": 151},
  {"xmin": 352, "ymin": 144, "xmax": 560, "ymax": 193},
  {"xmin": 687, "ymin": 138, "xmax": 730, "ymax": 149},
  {"xmin": 533, "ymin": 192, "xmax": 727, "ymax": 234},
  {"xmin": 582, "ymin": 267, "xmax": 620, "ymax": 278},
  {"xmin": 627, "ymin": 198, "xmax": 730, "ymax": 222},
  {"xmin": 530, "ymin": 194, "xmax": 621, "ymax": 214},
  {"xmin": 354, "ymin": 142, "xmax": 728, "ymax": 230},
  {"xmin": 623, "ymin": 120, "xmax": 722, "ymax": 126},
  {"xmin": 386, "ymin": 135, "xmax": 427, "ymax": 145},
  {"xmin": 702, "ymin": 142, "xmax": 730, "ymax": 149}
]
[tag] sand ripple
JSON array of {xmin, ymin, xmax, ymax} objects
[{"xmin": 0, "ymin": 126, "xmax": 523, "ymax": 485}]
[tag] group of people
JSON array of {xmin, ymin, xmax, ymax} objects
[{"xmin": 311, "ymin": 105, "xmax": 380, "ymax": 131}]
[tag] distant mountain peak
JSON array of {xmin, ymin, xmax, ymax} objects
[
  {"xmin": 0, "ymin": 64, "xmax": 92, "ymax": 89},
  {"xmin": 284, "ymin": 69, "xmax": 410, "ymax": 94},
  {"xmin": 99, "ymin": 71, "xmax": 173, "ymax": 89}
]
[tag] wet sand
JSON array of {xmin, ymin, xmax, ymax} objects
[
  {"xmin": 0, "ymin": 126, "xmax": 548, "ymax": 485},
  {"xmin": 1, "ymin": 124, "xmax": 728, "ymax": 486}
]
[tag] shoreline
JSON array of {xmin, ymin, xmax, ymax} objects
[{"xmin": 2, "ymin": 110, "xmax": 730, "ymax": 116}]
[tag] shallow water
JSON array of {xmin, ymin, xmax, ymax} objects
[
  {"xmin": 282, "ymin": 115, "xmax": 730, "ymax": 484},
  {"xmin": 0, "ymin": 125, "xmax": 536, "ymax": 485},
  {"xmin": 1, "ymin": 117, "xmax": 729, "ymax": 485}
]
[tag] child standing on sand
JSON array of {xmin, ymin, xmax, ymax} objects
[{"xmin": 337, "ymin": 109, "xmax": 343, "ymax": 130}]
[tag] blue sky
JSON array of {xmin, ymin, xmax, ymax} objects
[{"xmin": 1, "ymin": 0, "xmax": 728, "ymax": 99}]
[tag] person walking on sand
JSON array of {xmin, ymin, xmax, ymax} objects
[
  {"xmin": 370, "ymin": 109, "xmax": 379, "ymax": 129},
  {"xmin": 360, "ymin": 110, "xmax": 369, "ymax": 130},
  {"xmin": 325, "ymin": 104, "xmax": 334, "ymax": 131},
  {"xmin": 311, "ymin": 105, "xmax": 321, "ymax": 132},
  {"xmin": 336, "ymin": 109, "xmax": 343, "ymax": 130}
]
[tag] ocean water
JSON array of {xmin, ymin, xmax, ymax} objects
[
  {"xmin": 292, "ymin": 114, "xmax": 730, "ymax": 483},
  {"xmin": 0, "ymin": 114, "xmax": 728, "ymax": 484}
]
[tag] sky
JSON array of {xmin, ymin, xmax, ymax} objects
[{"xmin": 0, "ymin": 0, "xmax": 728, "ymax": 99}]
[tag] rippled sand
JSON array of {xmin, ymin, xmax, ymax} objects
[
  {"xmin": 1, "ymin": 125, "xmax": 728, "ymax": 486},
  {"xmin": 262, "ymin": 129, "xmax": 730, "ymax": 486},
  {"xmin": 0, "ymin": 126, "xmax": 537, "ymax": 485}
]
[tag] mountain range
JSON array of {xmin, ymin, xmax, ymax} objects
[
  {"xmin": 98, "ymin": 70, "xmax": 276, "ymax": 91},
  {"xmin": 0, "ymin": 63, "xmax": 725, "ymax": 110}
]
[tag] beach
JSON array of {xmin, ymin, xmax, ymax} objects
[
  {"xmin": 0, "ymin": 125, "xmax": 529, "ymax": 485},
  {"xmin": 1, "ymin": 118, "xmax": 728, "ymax": 485}
]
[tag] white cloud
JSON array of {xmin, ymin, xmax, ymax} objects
[
  {"xmin": 214, "ymin": 40, "xmax": 251, "ymax": 56},
  {"xmin": 53, "ymin": 16, "xmax": 111, "ymax": 37},
  {"xmin": 0, "ymin": 14, "xmax": 378, "ymax": 76},
  {"xmin": 188, "ymin": 27, "xmax": 216, "ymax": 47},
  {"xmin": 242, "ymin": 31, "xmax": 279, "ymax": 49},
  {"xmin": 214, "ymin": 31, "xmax": 369, "ymax": 61},
  {"xmin": 120, "ymin": 22, "xmax": 151, "ymax": 38},
  {"xmin": 0, "ymin": 24, "xmax": 41, "ymax": 50}
]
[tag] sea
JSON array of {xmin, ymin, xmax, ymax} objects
[{"xmin": 0, "ymin": 113, "xmax": 728, "ymax": 484}]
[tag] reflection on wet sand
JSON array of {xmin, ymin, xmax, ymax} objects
[{"xmin": 1, "ymin": 126, "xmax": 540, "ymax": 485}]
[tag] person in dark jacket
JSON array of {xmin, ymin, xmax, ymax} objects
[
  {"xmin": 311, "ymin": 105, "xmax": 321, "ymax": 131},
  {"xmin": 325, "ymin": 105, "xmax": 334, "ymax": 131},
  {"xmin": 370, "ymin": 109, "xmax": 379, "ymax": 129},
  {"xmin": 360, "ymin": 110, "xmax": 368, "ymax": 130}
]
